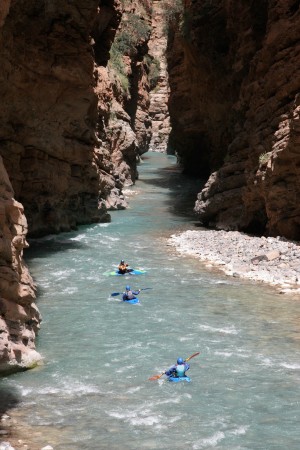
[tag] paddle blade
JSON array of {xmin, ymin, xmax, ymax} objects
[
  {"xmin": 141, "ymin": 288, "xmax": 152, "ymax": 291},
  {"xmin": 185, "ymin": 352, "xmax": 200, "ymax": 362},
  {"xmin": 148, "ymin": 372, "xmax": 164, "ymax": 381},
  {"xmin": 111, "ymin": 292, "xmax": 121, "ymax": 297}
]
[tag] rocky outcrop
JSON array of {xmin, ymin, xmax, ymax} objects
[
  {"xmin": 0, "ymin": 0, "xmax": 115, "ymax": 237},
  {"xmin": 106, "ymin": 0, "xmax": 152, "ymax": 182},
  {"xmin": 0, "ymin": 156, "xmax": 42, "ymax": 374},
  {"xmin": 0, "ymin": 0, "xmax": 153, "ymax": 235},
  {"xmin": 167, "ymin": 0, "xmax": 300, "ymax": 241},
  {"xmin": 148, "ymin": 0, "xmax": 171, "ymax": 153}
]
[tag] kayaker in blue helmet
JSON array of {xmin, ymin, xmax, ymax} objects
[
  {"xmin": 165, "ymin": 357, "xmax": 190, "ymax": 378},
  {"xmin": 122, "ymin": 285, "xmax": 141, "ymax": 301}
]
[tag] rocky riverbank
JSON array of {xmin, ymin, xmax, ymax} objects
[{"xmin": 168, "ymin": 229, "xmax": 300, "ymax": 295}]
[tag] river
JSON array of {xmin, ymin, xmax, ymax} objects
[{"xmin": 1, "ymin": 152, "xmax": 300, "ymax": 450}]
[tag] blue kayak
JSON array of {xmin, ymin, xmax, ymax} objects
[
  {"xmin": 123, "ymin": 297, "xmax": 140, "ymax": 305},
  {"xmin": 106, "ymin": 269, "xmax": 146, "ymax": 276},
  {"xmin": 168, "ymin": 376, "xmax": 191, "ymax": 382}
]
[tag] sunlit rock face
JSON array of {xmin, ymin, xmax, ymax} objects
[
  {"xmin": 106, "ymin": 0, "xmax": 153, "ymax": 184},
  {"xmin": 167, "ymin": 0, "xmax": 300, "ymax": 240},
  {"xmin": 0, "ymin": 156, "xmax": 42, "ymax": 374},
  {"xmin": 148, "ymin": 0, "xmax": 171, "ymax": 153}
]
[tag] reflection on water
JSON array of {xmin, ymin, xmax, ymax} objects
[{"xmin": 1, "ymin": 153, "xmax": 300, "ymax": 450}]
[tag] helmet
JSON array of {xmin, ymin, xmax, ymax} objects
[
  {"xmin": 121, "ymin": 260, "xmax": 125, "ymax": 264},
  {"xmin": 177, "ymin": 357, "xmax": 184, "ymax": 364},
  {"xmin": 126, "ymin": 285, "xmax": 130, "ymax": 291}
]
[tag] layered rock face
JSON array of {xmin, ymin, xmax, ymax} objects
[
  {"xmin": 0, "ymin": 0, "xmax": 113, "ymax": 237},
  {"xmin": 0, "ymin": 156, "xmax": 42, "ymax": 374},
  {"xmin": 104, "ymin": 0, "xmax": 152, "ymax": 197},
  {"xmin": 0, "ymin": 0, "xmax": 152, "ymax": 236},
  {"xmin": 167, "ymin": 0, "xmax": 300, "ymax": 240},
  {"xmin": 148, "ymin": 0, "xmax": 171, "ymax": 153}
]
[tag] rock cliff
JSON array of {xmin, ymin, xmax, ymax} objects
[
  {"xmin": 167, "ymin": 0, "xmax": 300, "ymax": 240},
  {"xmin": 148, "ymin": 0, "xmax": 171, "ymax": 153},
  {"xmin": 0, "ymin": 0, "xmax": 152, "ymax": 237},
  {"xmin": 0, "ymin": 0, "xmax": 153, "ymax": 373},
  {"xmin": 0, "ymin": 156, "xmax": 42, "ymax": 374}
]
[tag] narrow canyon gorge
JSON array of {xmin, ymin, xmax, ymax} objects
[{"xmin": 0, "ymin": 0, "xmax": 299, "ymax": 374}]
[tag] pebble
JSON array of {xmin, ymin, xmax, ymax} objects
[{"xmin": 169, "ymin": 229, "xmax": 300, "ymax": 294}]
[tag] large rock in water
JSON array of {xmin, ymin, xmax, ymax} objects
[{"xmin": 167, "ymin": 0, "xmax": 300, "ymax": 240}]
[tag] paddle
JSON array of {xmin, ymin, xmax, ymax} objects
[
  {"xmin": 111, "ymin": 288, "xmax": 152, "ymax": 297},
  {"xmin": 148, "ymin": 352, "xmax": 200, "ymax": 381}
]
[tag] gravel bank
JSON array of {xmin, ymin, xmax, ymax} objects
[{"xmin": 168, "ymin": 229, "xmax": 300, "ymax": 295}]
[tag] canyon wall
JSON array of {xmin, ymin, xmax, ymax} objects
[
  {"xmin": 0, "ymin": 156, "xmax": 42, "ymax": 374},
  {"xmin": 0, "ymin": 0, "xmax": 152, "ymax": 237},
  {"xmin": 0, "ymin": 0, "xmax": 153, "ymax": 373},
  {"xmin": 167, "ymin": 0, "xmax": 300, "ymax": 240},
  {"xmin": 148, "ymin": 0, "xmax": 171, "ymax": 153}
]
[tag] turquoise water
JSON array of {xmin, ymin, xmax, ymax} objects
[{"xmin": 1, "ymin": 152, "xmax": 300, "ymax": 450}]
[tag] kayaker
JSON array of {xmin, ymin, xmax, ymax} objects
[
  {"xmin": 118, "ymin": 260, "xmax": 129, "ymax": 274},
  {"xmin": 123, "ymin": 285, "xmax": 140, "ymax": 301},
  {"xmin": 165, "ymin": 357, "xmax": 190, "ymax": 378}
]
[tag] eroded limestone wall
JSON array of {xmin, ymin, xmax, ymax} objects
[
  {"xmin": 167, "ymin": 0, "xmax": 300, "ymax": 240},
  {"xmin": 148, "ymin": 0, "xmax": 171, "ymax": 153},
  {"xmin": 0, "ymin": 156, "xmax": 42, "ymax": 374},
  {"xmin": 0, "ymin": 0, "xmax": 119, "ymax": 237}
]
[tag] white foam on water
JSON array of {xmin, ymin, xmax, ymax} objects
[
  {"xmin": 193, "ymin": 431, "xmax": 225, "ymax": 449},
  {"xmin": 52, "ymin": 269, "xmax": 76, "ymax": 278},
  {"xmin": 102, "ymin": 235, "xmax": 120, "ymax": 242},
  {"xmin": 179, "ymin": 336, "xmax": 194, "ymax": 342},
  {"xmin": 200, "ymin": 324, "xmax": 239, "ymax": 335},
  {"xmin": 257, "ymin": 356, "xmax": 274, "ymax": 367},
  {"xmin": 70, "ymin": 234, "xmax": 87, "ymax": 241},
  {"xmin": 106, "ymin": 405, "xmax": 181, "ymax": 428},
  {"xmin": 214, "ymin": 351, "xmax": 233, "ymax": 357},
  {"xmin": 19, "ymin": 380, "xmax": 101, "ymax": 398},
  {"xmin": 230, "ymin": 425, "xmax": 249, "ymax": 436},
  {"xmin": 61, "ymin": 287, "xmax": 78, "ymax": 294},
  {"xmin": 279, "ymin": 362, "xmax": 300, "ymax": 370},
  {"xmin": 130, "ymin": 415, "xmax": 161, "ymax": 426}
]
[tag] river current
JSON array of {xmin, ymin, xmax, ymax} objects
[{"xmin": 1, "ymin": 152, "xmax": 300, "ymax": 450}]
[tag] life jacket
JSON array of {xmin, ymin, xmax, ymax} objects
[
  {"xmin": 119, "ymin": 264, "xmax": 127, "ymax": 273},
  {"xmin": 175, "ymin": 363, "xmax": 186, "ymax": 377}
]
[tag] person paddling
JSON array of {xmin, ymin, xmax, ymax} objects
[
  {"xmin": 122, "ymin": 285, "xmax": 141, "ymax": 301},
  {"xmin": 165, "ymin": 357, "xmax": 190, "ymax": 379},
  {"xmin": 148, "ymin": 352, "xmax": 199, "ymax": 381},
  {"xmin": 118, "ymin": 260, "xmax": 130, "ymax": 274}
]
